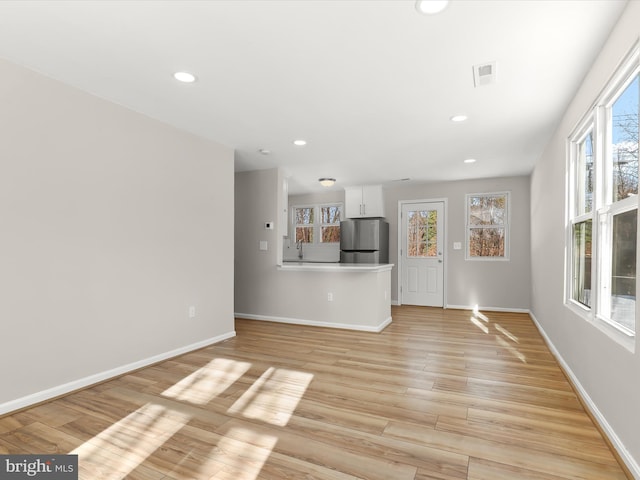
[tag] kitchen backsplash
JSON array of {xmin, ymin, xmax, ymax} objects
[{"xmin": 282, "ymin": 238, "xmax": 340, "ymax": 262}]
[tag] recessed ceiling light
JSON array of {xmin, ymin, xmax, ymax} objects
[
  {"xmin": 464, "ymin": 158, "xmax": 477, "ymax": 164},
  {"xmin": 450, "ymin": 115, "xmax": 468, "ymax": 122},
  {"xmin": 293, "ymin": 139, "xmax": 307, "ymax": 146},
  {"xmin": 173, "ymin": 71, "xmax": 197, "ymax": 83},
  {"xmin": 415, "ymin": 0, "xmax": 449, "ymax": 15}
]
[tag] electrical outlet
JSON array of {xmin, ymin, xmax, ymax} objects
[{"xmin": 188, "ymin": 306, "xmax": 196, "ymax": 318}]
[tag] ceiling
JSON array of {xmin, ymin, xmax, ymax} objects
[{"xmin": 0, "ymin": 0, "xmax": 629, "ymax": 194}]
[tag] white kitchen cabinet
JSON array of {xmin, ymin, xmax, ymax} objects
[{"xmin": 344, "ymin": 185, "xmax": 384, "ymax": 218}]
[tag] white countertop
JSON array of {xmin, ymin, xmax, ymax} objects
[{"xmin": 278, "ymin": 262, "xmax": 394, "ymax": 273}]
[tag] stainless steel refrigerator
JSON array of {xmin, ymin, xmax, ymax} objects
[{"xmin": 340, "ymin": 219, "xmax": 389, "ymax": 264}]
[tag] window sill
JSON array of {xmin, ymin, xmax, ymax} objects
[
  {"xmin": 565, "ymin": 301, "xmax": 635, "ymax": 353},
  {"xmin": 465, "ymin": 256, "xmax": 510, "ymax": 262}
]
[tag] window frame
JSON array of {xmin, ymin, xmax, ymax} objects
[
  {"xmin": 565, "ymin": 43, "xmax": 638, "ymax": 346},
  {"xmin": 465, "ymin": 191, "xmax": 510, "ymax": 261},
  {"xmin": 567, "ymin": 115, "xmax": 596, "ymax": 312},
  {"xmin": 293, "ymin": 204, "xmax": 315, "ymax": 244},
  {"xmin": 318, "ymin": 204, "xmax": 342, "ymax": 244},
  {"xmin": 292, "ymin": 203, "xmax": 343, "ymax": 245},
  {"xmin": 406, "ymin": 208, "xmax": 439, "ymax": 259}
]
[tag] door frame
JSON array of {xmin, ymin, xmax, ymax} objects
[{"xmin": 397, "ymin": 198, "xmax": 448, "ymax": 307}]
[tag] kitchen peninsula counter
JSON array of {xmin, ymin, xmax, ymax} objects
[
  {"xmin": 278, "ymin": 262, "xmax": 393, "ymax": 273},
  {"xmin": 236, "ymin": 262, "xmax": 394, "ymax": 332}
]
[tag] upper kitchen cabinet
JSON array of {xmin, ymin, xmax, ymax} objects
[{"xmin": 344, "ymin": 185, "xmax": 384, "ymax": 218}]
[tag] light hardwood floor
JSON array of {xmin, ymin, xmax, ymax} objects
[{"xmin": 0, "ymin": 306, "xmax": 631, "ymax": 479}]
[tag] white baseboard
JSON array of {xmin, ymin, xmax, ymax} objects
[
  {"xmin": 446, "ymin": 304, "xmax": 531, "ymax": 314},
  {"xmin": 529, "ymin": 310, "xmax": 640, "ymax": 479},
  {"xmin": 0, "ymin": 330, "xmax": 236, "ymax": 416},
  {"xmin": 235, "ymin": 312, "xmax": 392, "ymax": 333}
]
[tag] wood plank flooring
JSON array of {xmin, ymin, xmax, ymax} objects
[{"xmin": 0, "ymin": 306, "xmax": 630, "ymax": 479}]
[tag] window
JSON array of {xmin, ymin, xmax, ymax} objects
[
  {"xmin": 572, "ymin": 219, "xmax": 592, "ymax": 307},
  {"xmin": 407, "ymin": 209, "xmax": 438, "ymax": 258},
  {"xmin": 466, "ymin": 192, "xmax": 509, "ymax": 259},
  {"xmin": 567, "ymin": 45, "xmax": 638, "ymax": 339},
  {"xmin": 320, "ymin": 205, "xmax": 341, "ymax": 242},
  {"xmin": 294, "ymin": 207, "xmax": 314, "ymax": 243},
  {"xmin": 293, "ymin": 204, "xmax": 342, "ymax": 244},
  {"xmin": 570, "ymin": 123, "xmax": 595, "ymax": 308}
]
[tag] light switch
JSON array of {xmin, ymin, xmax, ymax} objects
[
  {"xmin": 259, "ymin": 240, "xmax": 268, "ymax": 251},
  {"xmin": 453, "ymin": 242, "xmax": 462, "ymax": 250}
]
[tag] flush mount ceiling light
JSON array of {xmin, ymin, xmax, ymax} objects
[
  {"xmin": 415, "ymin": 0, "xmax": 449, "ymax": 15},
  {"xmin": 293, "ymin": 139, "xmax": 307, "ymax": 146},
  {"xmin": 319, "ymin": 178, "xmax": 336, "ymax": 187},
  {"xmin": 173, "ymin": 71, "xmax": 197, "ymax": 83},
  {"xmin": 464, "ymin": 158, "xmax": 477, "ymax": 164},
  {"xmin": 450, "ymin": 115, "xmax": 468, "ymax": 122}
]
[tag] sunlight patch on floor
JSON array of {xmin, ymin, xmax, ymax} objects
[
  {"xmin": 227, "ymin": 368, "xmax": 314, "ymax": 426},
  {"xmin": 470, "ymin": 307, "xmax": 527, "ymax": 363},
  {"xmin": 470, "ymin": 315, "xmax": 489, "ymax": 333},
  {"xmin": 472, "ymin": 306, "xmax": 490, "ymax": 323},
  {"xmin": 495, "ymin": 323, "xmax": 519, "ymax": 343},
  {"xmin": 72, "ymin": 402, "xmax": 190, "ymax": 479},
  {"xmin": 71, "ymin": 358, "xmax": 313, "ymax": 478},
  {"xmin": 162, "ymin": 357, "xmax": 252, "ymax": 405},
  {"xmin": 495, "ymin": 335, "xmax": 527, "ymax": 363},
  {"xmin": 205, "ymin": 427, "xmax": 278, "ymax": 480}
]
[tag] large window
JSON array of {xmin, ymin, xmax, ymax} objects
[
  {"xmin": 466, "ymin": 192, "xmax": 509, "ymax": 260},
  {"xmin": 567, "ymin": 46, "xmax": 638, "ymax": 338},
  {"xmin": 293, "ymin": 204, "xmax": 342, "ymax": 244}
]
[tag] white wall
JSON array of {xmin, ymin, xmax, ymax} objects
[
  {"xmin": 235, "ymin": 168, "xmax": 280, "ymax": 314},
  {"xmin": 531, "ymin": 1, "xmax": 640, "ymax": 474},
  {"xmin": 0, "ymin": 58, "xmax": 235, "ymax": 411},
  {"xmin": 385, "ymin": 176, "xmax": 531, "ymax": 310}
]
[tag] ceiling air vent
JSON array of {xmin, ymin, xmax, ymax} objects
[{"xmin": 473, "ymin": 61, "xmax": 497, "ymax": 87}]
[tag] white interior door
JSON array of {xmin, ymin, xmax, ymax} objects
[{"xmin": 400, "ymin": 201, "xmax": 444, "ymax": 306}]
